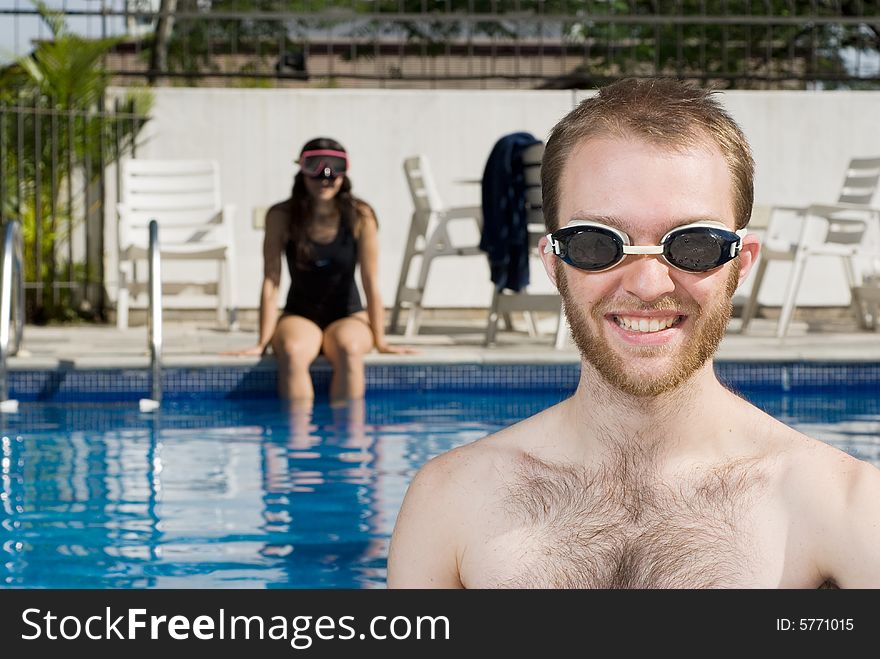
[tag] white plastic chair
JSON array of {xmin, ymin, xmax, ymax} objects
[
  {"xmin": 389, "ymin": 155, "xmax": 483, "ymax": 337},
  {"xmin": 116, "ymin": 158, "xmax": 237, "ymax": 330},
  {"xmin": 484, "ymin": 142, "xmax": 566, "ymax": 348},
  {"xmin": 740, "ymin": 156, "xmax": 880, "ymax": 337}
]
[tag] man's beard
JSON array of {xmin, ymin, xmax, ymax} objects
[{"xmin": 557, "ymin": 261, "xmax": 739, "ymax": 398}]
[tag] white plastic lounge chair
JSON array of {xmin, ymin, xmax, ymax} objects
[
  {"xmin": 740, "ymin": 156, "xmax": 880, "ymax": 337},
  {"xmin": 484, "ymin": 142, "xmax": 566, "ymax": 348},
  {"xmin": 116, "ymin": 158, "xmax": 237, "ymax": 330},
  {"xmin": 389, "ymin": 155, "xmax": 483, "ymax": 337}
]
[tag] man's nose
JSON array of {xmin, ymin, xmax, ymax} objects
[{"xmin": 619, "ymin": 255, "xmax": 676, "ymax": 302}]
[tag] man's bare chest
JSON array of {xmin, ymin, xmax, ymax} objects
[{"xmin": 462, "ymin": 455, "xmax": 780, "ymax": 588}]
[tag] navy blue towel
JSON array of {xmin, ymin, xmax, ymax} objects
[{"xmin": 479, "ymin": 132, "xmax": 542, "ymax": 292}]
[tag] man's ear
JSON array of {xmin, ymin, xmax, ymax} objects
[
  {"xmin": 538, "ymin": 235, "xmax": 560, "ymax": 289},
  {"xmin": 736, "ymin": 232, "xmax": 761, "ymax": 287}
]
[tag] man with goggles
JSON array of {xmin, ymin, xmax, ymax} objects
[{"xmin": 390, "ymin": 77, "xmax": 880, "ymax": 591}]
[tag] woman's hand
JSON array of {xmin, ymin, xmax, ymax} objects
[
  {"xmin": 375, "ymin": 342, "xmax": 418, "ymax": 355},
  {"xmin": 222, "ymin": 344, "xmax": 267, "ymax": 357}
]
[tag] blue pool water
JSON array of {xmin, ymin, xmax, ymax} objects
[{"xmin": 2, "ymin": 388, "xmax": 879, "ymax": 589}]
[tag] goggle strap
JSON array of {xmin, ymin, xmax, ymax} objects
[
  {"xmin": 300, "ymin": 149, "xmax": 348, "ymax": 160},
  {"xmin": 730, "ymin": 228, "xmax": 747, "ymax": 256}
]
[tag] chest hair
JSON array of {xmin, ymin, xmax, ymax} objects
[{"xmin": 497, "ymin": 447, "xmax": 768, "ymax": 588}]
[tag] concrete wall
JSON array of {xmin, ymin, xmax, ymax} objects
[{"xmin": 105, "ymin": 87, "xmax": 880, "ymax": 313}]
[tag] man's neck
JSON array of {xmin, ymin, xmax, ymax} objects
[{"xmin": 566, "ymin": 359, "xmax": 736, "ymax": 469}]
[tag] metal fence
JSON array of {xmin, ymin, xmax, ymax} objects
[
  {"xmin": 0, "ymin": 95, "xmax": 149, "ymax": 322},
  {"xmin": 1, "ymin": 2, "xmax": 878, "ymax": 322},
  {"xmin": 2, "ymin": 2, "xmax": 879, "ymax": 89}
]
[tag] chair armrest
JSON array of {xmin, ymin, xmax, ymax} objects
[
  {"xmin": 763, "ymin": 202, "xmax": 879, "ymax": 241},
  {"xmin": 766, "ymin": 202, "xmax": 878, "ymax": 219},
  {"xmin": 217, "ymin": 204, "xmax": 237, "ymax": 240},
  {"xmin": 792, "ymin": 203, "xmax": 880, "ymax": 252},
  {"xmin": 770, "ymin": 204, "xmax": 809, "ymax": 213},
  {"xmin": 440, "ymin": 205, "xmax": 482, "ymax": 221},
  {"xmin": 220, "ymin": 204, "xmax": 236, "ymax": 266},
  {"xmin": 205, "ymin": 204, "xmax": 236, "ymax": 225},
  {"xmin": 760, "ymin": 204, "xmax": 810, "ymax": 234},
  {"xmin": 438, "ymin": 205, "xmax": 483, "ymax": 232},
  {"xmin": 805, "ymin": 202, "xmax": 880, "ymax": 218},
  {"xmin": 220, "ymin": 203, "xmax": 237, "ymax": 223}
]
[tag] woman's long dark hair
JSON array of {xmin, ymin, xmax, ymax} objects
[{"xmin": 288, "ymin": 137, "xmax": 361, "ymax": 268}]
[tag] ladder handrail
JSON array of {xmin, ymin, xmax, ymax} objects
[
  {"xmin": 0, "ymin": 220, "xmax": 24, "ymax": 405},
  {"xmin": 148, "ymin": 219, "xmax": 162, "ymax": 405}
]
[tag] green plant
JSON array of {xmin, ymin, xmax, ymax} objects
[{"xmin": 0, "ymin": 1, "xmax": 152, "ymax": 323}]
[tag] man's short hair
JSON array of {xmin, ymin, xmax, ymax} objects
[{"xmin": 541, "ymin": 78, "xmax": 754, "ymax": 232}]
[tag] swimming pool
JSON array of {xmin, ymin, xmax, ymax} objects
[
  {"xmin": 2, "ymin": 376, "xmax": 878, "ymax": 589},
  {"xmin": 0, "ymin": 364, "xmax": 880, "ymax": 588}
]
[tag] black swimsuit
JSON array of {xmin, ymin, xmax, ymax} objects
[{"xmin": 283, "ymin": 221, "xmax": 364, "ymax": 329}]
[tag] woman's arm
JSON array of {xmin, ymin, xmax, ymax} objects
[
  {"xmin": 256, "ymin": 208, "xmax": 286, "ymax": 350},
  {"xmin": 255, "ymin": 278, "xmax": 279, "ymax": 352},
  {"xmin": 357, "ymin": 207, "xmax": 388, "ymax": 350}
]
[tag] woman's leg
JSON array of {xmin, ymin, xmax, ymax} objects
[
  {"xmin": 332, "ymin": 397, "xmax": 370, "ymax": 450},
  {"xmin": 287, "ymin": 398, "xmax": 318, "ymax": 449},
  {"xmin": 272, "ymin": 314, "xmax": 324, "ymax": 400},
  {"xmin": 321, "ymin": 311, "xmax": 374, "ymax": 402}
]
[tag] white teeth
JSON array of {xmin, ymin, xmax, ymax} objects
[{"xmin": 614, "ymin": 315, "xmax": 681, "ymax": 333}]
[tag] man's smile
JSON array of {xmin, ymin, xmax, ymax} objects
[{"xmin": 611, "ymin": 314, "xmax": 685, "ymax": 333}]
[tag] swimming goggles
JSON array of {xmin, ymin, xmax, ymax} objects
[
  {"xmin": 299, "ymin": 149, "xmax": 348, "ymax": 179},
  {"xmin": 545, "ymin": 220, "xmax": 746, "ymax": 273}
]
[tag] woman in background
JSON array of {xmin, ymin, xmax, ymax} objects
[{"xmin": 233, "ymin": 137, "xmax": 411, "ymax": 401}]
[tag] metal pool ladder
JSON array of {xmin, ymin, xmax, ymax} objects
[
  {"xmin": 0, "ymin": 220, "xmax": 24, "ymax": 413},
  {"xmin": 139, "ymin": 219, "xmax": 163, "ymax": 412}
]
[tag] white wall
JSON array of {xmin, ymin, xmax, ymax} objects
[
  {"xmin": 723, "ymin": 91, "xmax": 880, "ymax": 305},
  {"xmin": 106, "ymin": 87, "xmax": 880, "ymax": 312}
]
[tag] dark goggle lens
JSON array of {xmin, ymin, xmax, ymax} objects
[
  {"xmin": 664, "ymin": 228, "xmax": 728, "ymax": 272},
  {"xmin": 301, "ymin": 155, "xmax": 347, "ymax": 178},
  {"xmin": 563, "ymin": 229, "xmax": 623, "ymax": 270}
]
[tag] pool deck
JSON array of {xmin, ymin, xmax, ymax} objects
[{"xmin": 7, "ymin": 309, "xmax": 880, "ymax": 369}]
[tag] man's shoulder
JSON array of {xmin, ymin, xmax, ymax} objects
[
  {"xmin": 772, "ymin": 426, "xmax": 880, "ymax": 586},
  {"xmin": 389, "ymin": 426, "xmax": 530, "ymax": 588},
  {"xmin": 410, "ymin": 406, "xmax": 559, "ymax": 504},
  {"xmin": 771, "ymin": 423, "xmax": 879, "ymax": 512},
  {"xmin": 737, "ymin": 397, "xmax": 860, "ymax": 475},
  {"xmin": 777, "ymin": 426, "xmax": 867, "ymax": 477},
  {"xmin": 412, "ymin": 432, "xmax": 521, "ymax": 498}
]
